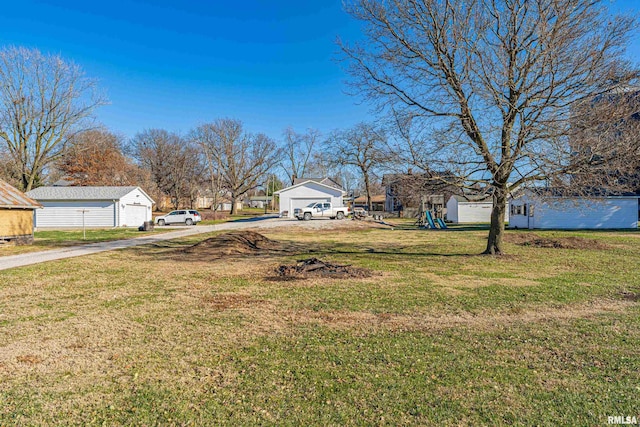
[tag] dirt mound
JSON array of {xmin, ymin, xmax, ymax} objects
[
  {"xmin": 504, "ymin": 233, "xmax": 609, "ymax": 249},
  {"xmin": 275, "ymin": 257, "xmax": 375, "ymax": 279},
  {"xmin": 620, "ymin": 291, "xmax": 640, "ymax": 302},
  {"xmin": 185, "ymin": 231, "xmax": 284, "ymax": 257}
]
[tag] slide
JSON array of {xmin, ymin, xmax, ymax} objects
[
  {"xmin": 437, "ymin": 218, "xmax": 448, "ymax": 229},
  {"xmin": 425, "ymin": 210, "xmax": 437, "ymax": 229}
]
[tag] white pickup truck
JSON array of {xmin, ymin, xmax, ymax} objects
[{"xmin": 294, "ymin": 202, "xmax": 351, "ymax": 220}]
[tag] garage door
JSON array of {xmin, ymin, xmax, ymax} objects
[
  {"xmin": 123, "ymin": 204, "xmax": 147, "ymax": 227},
  {"xmin": 289, "ymin": 198, "xmax": 330, "ymax": 216}
]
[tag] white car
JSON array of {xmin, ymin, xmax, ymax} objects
[{"xmin": 156, "ymin": 209, "xmax": 202, "ymax": 226}]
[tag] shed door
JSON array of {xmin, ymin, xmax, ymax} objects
[{"xmin": 123, "ymin": 204, "xmax": 147, "ymax": 227}]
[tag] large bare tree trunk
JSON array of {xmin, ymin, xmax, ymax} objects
[
  {"xmin": 484, "ymin": 185, "xmax": 507, "ymax": 255},
  {"xmin": 230, "ymin": 194, "xmax": 238, "ymax": 215},
  {"xmin": 363, "ymin": 170, "xmax": 373, "ymax": 211}
]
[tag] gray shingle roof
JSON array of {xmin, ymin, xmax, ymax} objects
[
  {"xmin": 26, "ymin": 186, "xmax": 140, "ymax": 201},
  {"xmin": 0, "ymin": 180, "xmax": 42, "ymax": 209}
]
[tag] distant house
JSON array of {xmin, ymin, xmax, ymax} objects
[
  {"xmin": 383, "ymin": 171, "xmax": 460, "ymax": 215},
  {"xmin": 26, "ymin": 186, "xmax": 154, "ymax": 228},
  {"xmin": 211, "ymin": 197, "xmax": 243, "ymax": 212},
  {"xmin": 0, "ymin": 180, "xmax": 42, "ymax": 242},
  {"xmin": 275, "ymin": 177, "xmax": 346, "ymax": 218},
  {"xmin": 509, "ymin": 189, "xmax": 639, "ymax": 229},
  {"xmin": 247, "ymin": 195, "xmax": 273, "ymax": 209},
  {"xmin": 446, "ymin": 195, "xmax": 510, "ymax": 223},
  {"xmin": 354, "ymin": 194, "xmax": 385, "ymax": 211}
]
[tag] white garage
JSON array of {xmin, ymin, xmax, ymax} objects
[
  {"xmin": 275, "ymin": 178, "xmax": 346, "ymax": 218},
  {"xmin": 509, "ymin": 190, "xmax": 639, "ymax": 229},
  {"xmin": 26, "ymin": 186, "xmax": 155, "ymax": 228},
  {"xmin": 446, "ymin": 195, "xmax": 509, "ymax": 223}
]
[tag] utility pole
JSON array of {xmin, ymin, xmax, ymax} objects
[{"xmin": 264, "ymin": 175, "xmax": 269, "ymax": 214}]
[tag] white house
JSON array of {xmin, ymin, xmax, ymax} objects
[
  {"xmin": 275, "ymin": 178, "xmax": 346, "ymax": 219},
  {"xmin": 26, "ymin": 186, "xmax": 155, "ymax": 228},
  {"xmin": 509, "ymin": 190, "xmax": 639, "ymax": 229},
  {"xmin": 446, "ymin": 195, "xmax": 501, "ymax": 223}
]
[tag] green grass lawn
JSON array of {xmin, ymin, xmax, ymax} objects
[{"xmin": 0, "ymin": 225, "xmax": 638, "ymax": 425}]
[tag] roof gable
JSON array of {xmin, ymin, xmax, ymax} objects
[
  {"xmin": 276, "ymin": 178, "xmax": 346, "ymax": 195},
  {"xmin": 26, "ymin": 186, "xmax": 149, "ymax": 202},
  {"xmin": 292, "ymin": 177, "xmax": 343, "ymax": 190},
  {"xmin": 0, "ymin": 180, "xmax": 42, "ymax": 209}
]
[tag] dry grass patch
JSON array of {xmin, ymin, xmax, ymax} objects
[
  {"xmin": 15, "ymin": 354, "xmax": 43, "ymax": 365},
  {"xmin": 201, "ymin": 293, "xmax": 265, "ymax": 310},
  {"xmin": 289, "ymin": 299, "xmax": 635, "ymax": 333},
  {"xmin": 424, "ymin": 273, "xmax": 540, "ymax": 289}
]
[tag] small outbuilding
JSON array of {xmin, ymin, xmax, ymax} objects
[
  {"xmin": 275, "ymin": 178, "xmax": 346, "ymax": 219},
  {"xmin": 0, "ymin": 180, "xmax": 42, "ymax": 242},
  {"xmin": 446, "ymin": 195, "xmax": 500, "ymax": 223},
  {"xmin": 509, "ymin": 189, "xmax": 639, "ymax": 229},
  {"xmin": 26, "ymin": 186, "xmax": 154, "ymax": 228}
]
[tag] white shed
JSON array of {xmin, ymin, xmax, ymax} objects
[
  {"xmin": 446, "ymin": 195, "xmax": 503, "ymax": 223},
  {"xmin": 509, "ymin": 190, "xmax": 639, "ymax": 229},
  {"xmin": 275, "ymin": 178, "xmax": 346, "ymax": 219},
  {"xmin": 26, "ymin": 186, "xmax": 155, "ymax": 228}
]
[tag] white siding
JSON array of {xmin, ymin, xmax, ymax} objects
[
  {"xmin": 458, "ymin": 203, "xmax": 493, "ymax": 223},
  {"xmin": 118, "ymin": 188, "xmax": 153, "ymax": 226},
  {"xmin": 509, "ymin": 194, "xmax": 639, "ymax": 229},
  {"xmin": 447, "ymin": 196, "xmax": 506, "ymax": 224},
  {"xmin": 278, "ymin": 182, "xmax": 344, "ymax": 218},
  {"xmin": 509, "ymin": 198, "xmax": 530, "ymax": 229},
  {"xmin": 35, "ymin": 201, "xmax": 116, "ymax": 227}
]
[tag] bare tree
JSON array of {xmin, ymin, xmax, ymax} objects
[
  {"xmin": 0, "ymin": 46, "xmax": 106, "ymax": 191},
  {"xmin": 305, "ymin": 150, "xmax": 334, "ymax": 179},
  {"xmin": 566, "ymin": 92, "xmax": 640, "ymax": 192},
  {"xmin": 281, "ymin": 127, "xmax": 320, "ymax": 184},
  {"xmin": 342, "ymin": 0, "xmax": 639, "ymax": 254},
  {"xmin": 131, "ymin": 129, "xmax": 204, "ymax": 210},
  {"xmin": 325, "ymin": 123, "xmax": 389, "ymax": 211},
  {"xmin": 194, "ymin": 119, "xmax": 282, "ymax": 215},
  {"xmin": 190, "ymin": 124, "xmax": 226, "ymax": 216}
]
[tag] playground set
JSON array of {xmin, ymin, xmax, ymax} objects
[{"xmin": 415, "ymin": 195, "xmax": 448, "ymax": 229}]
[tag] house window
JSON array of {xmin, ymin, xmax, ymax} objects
[{"xmin": 511, "ymin": 204, "xmax": 525, "ymax": 216}]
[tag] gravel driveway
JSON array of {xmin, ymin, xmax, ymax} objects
[{"xmin": 0, "ymin": 217, "xmax": 352, "ymax": 271}]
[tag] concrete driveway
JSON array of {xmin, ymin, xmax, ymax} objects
[{"xmin": 0, "ymin": 216, "xmax": 322, "ymax": 271}]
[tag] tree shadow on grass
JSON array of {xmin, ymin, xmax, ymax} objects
[{"xmin": 132, "ymin": 237, "xmax": 485, "ymax": 263}]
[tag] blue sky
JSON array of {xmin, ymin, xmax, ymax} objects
[
  {"xmin": 2, "ymin": 0, "xmax": 639, "ymax": 142},
  {"xmin": 1, "ymin": 0, "xmax": 369, "ymax": 141}
]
